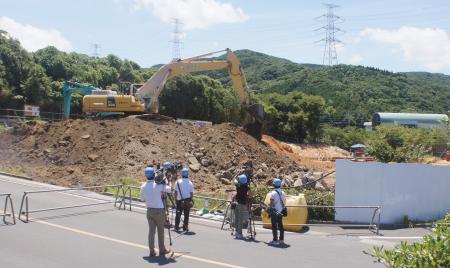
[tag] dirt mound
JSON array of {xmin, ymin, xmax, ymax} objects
[{"xmin": 0, "ymin": 118, "xmax": 310, "ymax": 192}]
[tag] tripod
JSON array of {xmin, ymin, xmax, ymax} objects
[{"xmin": 246, "ymin": 201, "xmax": 256, "ymax": 240}]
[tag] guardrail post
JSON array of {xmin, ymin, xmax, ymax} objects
[
  {"xmin": 4, "ymin": 194, "xmax": 16, "ymax": 225},
  {"xmin": 128, "ymin": 186, "xmax": 132, "ymax": 211},
  {"xmin": 2, "ymin": 194, "xmax": 16, "ymax": 225},
  {"xmin": 377, "ymin": 207, "xmax": 381, "ymax": 235},
  {"xmin": 113, "ymin": 185, "xmax": 121, "ymax": 209},
  {"xmin": 25, "ymin": 195, "xmax": 29, "ymax": 223},
  {"xmin": 18, "ymin": 192, "xmax": 27, "ymax": 222}
]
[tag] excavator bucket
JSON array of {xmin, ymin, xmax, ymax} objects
[
  {"xmin": 247, "ymin": 103, "xmax": 265, "ymax": 123},
  {"xmin": 245, "ymin": 103, "xmax": 265, "ymax": 141}
]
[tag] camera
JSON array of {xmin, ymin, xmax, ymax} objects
[
  {"xmin": 154, "ymin": 169, "xmax": 166, "ymax": 184},
  {"xmin": 167, "ymin": 162, "xmax": 183, "ymax": 174}
]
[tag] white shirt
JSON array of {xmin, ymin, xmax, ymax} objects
[
  {"xmin": 270, "ymin": 189, "xmax": 286, "ymax": 213},
  {"xmin": 174, "ymin": 178, "xmax": 194, "ymax": 201},
  {"xmin": 140, "ymin": 180, "xmax": 172, "ymax": 209}
]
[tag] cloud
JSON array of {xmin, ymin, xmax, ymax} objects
[
  {"xmin": 131, "ymin": 0, "xmax": 248, "ymax": 30},
  {"xmin": 0, "ymin": 16, "xmax": 72, "ymax": 52},
  {"xmin": 349, "ymin": 54, "xmax": 363, "ymax": 64},
  {"xmin": 361, "ymin": 26, "xmax": 450, "ymax": 71}
]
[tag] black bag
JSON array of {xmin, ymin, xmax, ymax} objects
[
  {"xmin": 276, "ymin": 190, "xmax": 288, "ymax": 217},
  {"xmin": 177, "ymin": 182, "xmax": 193, "ymax": 209}
]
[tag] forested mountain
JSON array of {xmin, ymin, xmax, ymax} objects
[
  {"xmin": 206, "ymin": 50, "xmax": 450, "ymax": 123},
  {"xmin": 404, "ymin": 72, "xmax": 450, "ymax": 89}
]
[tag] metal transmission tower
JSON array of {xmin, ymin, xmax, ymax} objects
[
  {"xmin": 91, "ymin": 43, "xmax": 101, "ymax": 57},
  {"xmin": 170, "ymin": 18, "xmax": 184, "ymax": 61},
  {"xmin": 315, "ymin": 4, "xmax": 343, "ymax": 66}
]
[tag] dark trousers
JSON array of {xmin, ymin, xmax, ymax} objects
[
  {"xmin": 271, "ymin": 214, "xmax": 284, "ymax": 241},
  {"xmin": 175, "ymin": 199, "xmax": 191, "ymax": 229}
]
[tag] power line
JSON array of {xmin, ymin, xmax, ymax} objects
[
  {"xmin": 170, "ymin": 18, "xmax": 183, "ymax": 61},
  {"xmin": 315, "ymin": 3, "xmax": 343, "ymax": 66}
]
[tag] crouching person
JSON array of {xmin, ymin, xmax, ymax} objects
[
  {"xmin": 140, "ymin": 167, "xmax": 172, "ymax": 256},
  {"xmin": 268, "ymin": 178, "xmax": 287, "ymax": 246},
  {"xmin": 174, "ymin": 167, "xmax": 194, "ymax": 232}
]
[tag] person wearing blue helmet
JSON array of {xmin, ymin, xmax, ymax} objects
[
  {"xmin": 173, "ymin": 167, "xmax": 194, "ymax": 232},
  {"xmin": 162, "ymin": 161, "xmax": 171, "ymax": 170},
  {"xmin": 140, "ymin": 166, "xmax": 172, "ymax": 256},
  {"xmin": 232, "ymin": 174, "xmax": 252, "ymax": 239},
  {"xmin": 268, "ymin": 178, "xmax": 286, "ymax": 246}
]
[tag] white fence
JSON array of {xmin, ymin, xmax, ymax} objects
[{"xmin": 335, "ymin": 160, "xmax": 450, "ymax": 224}]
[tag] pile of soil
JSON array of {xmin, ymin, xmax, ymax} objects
[{"xmin": 0, "ymin": 118, "xmax": 315, "ymax": 192}]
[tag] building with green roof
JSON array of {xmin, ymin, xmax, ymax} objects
[{"xmin": 372, "ymin": 112, "xmax": 448, "ymax": 129}]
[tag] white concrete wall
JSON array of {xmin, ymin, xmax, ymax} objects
[{"xmin": 335, "ymin": 160, "xmax": 450, "ymax": 224}]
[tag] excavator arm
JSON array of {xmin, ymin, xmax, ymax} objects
[{"xmin": 135, "ymin": 48, "xmax": 264, "ymax": 139}]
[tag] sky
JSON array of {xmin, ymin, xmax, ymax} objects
[{"xmin": 2, "ymin": 0, "xmax": 450, "ymax": 74}]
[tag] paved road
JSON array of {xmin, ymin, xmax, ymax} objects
[{"xmin": 0, "ymin": 174, "xmax": 429, "ymax": 268}]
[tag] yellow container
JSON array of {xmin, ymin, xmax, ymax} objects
[{"xmin": 261, "ymin": 192, "xmax": 308, "ymax": 231}]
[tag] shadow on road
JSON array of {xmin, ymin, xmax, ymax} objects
[
  {"xmin": 142, "ymin": 254, "xmax": 177, "ymax": 265},
  {"xmin": 264, "ymin": 242, "xmax": 291, "ymax": 249}
]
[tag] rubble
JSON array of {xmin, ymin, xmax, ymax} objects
[{"xmin": 0, "ymin": 117, "xmax": 322, "ymax": 192}]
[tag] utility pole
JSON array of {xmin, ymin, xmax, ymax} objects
[
  {"xmin": 170, "ymin": 18, "xmax": 183, "ymax": 61},
  {"xmin": 315, "ymin": 4, "xmax": 343, "ymax": 66},
  {"xmin": 91, "ymin": 43, "xmax": 101, "ymax": 57}
]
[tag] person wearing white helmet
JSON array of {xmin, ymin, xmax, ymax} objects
[
  {"xmin": 140, "ymin": 167, "xmax": 172, "ymax": 256},
  {"xmin": 174, "ymin": 167, "xmax": 194, "ymax": 232},
  {"xmin": 268, "ymin": 178, "xmax": 286, "ymax": 246},
  {"xmin": 233, "ymin": 174, "xmax": 252, "ymax": 239}
]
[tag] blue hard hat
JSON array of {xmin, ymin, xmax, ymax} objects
[
  {"xmin": 163, "ymin": 161, "xmax": 171, "ymax": 170},
  {"xmin": 272, "ymin": 178, "xmax": 282, "ymax": 188},
  {"xmin": 238, "ymin": 174, "xmax": 248, "ymax": 185},
  {"xmin": 181, "ymin": 168, "xmax": 189, "ymax": 178},
  {"xmin": 145, "ymin": 167, "xmax": 155, "ymax": 179}
]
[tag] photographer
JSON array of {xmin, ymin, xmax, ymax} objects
[
  {"xmin": 162, "ymin": 161, "xmax": 173, "ymax": 185},
  {"xmin": 233, "ymin": 174, "xmax": 252, "ymax": 239},
  {"xmin": 140, "ymin": 167, "xmax": 172, "ymax": 256},
  {"xmin": 268, "ymin": 178, "xmax": 286, "ymax": 246},
  {"xmin": 173, "ymin": 167, "xmax": 194, "ymax": 232}
]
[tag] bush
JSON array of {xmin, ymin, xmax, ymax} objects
[
  {"xmin": 367, "ymin": 223, "xmax": 449, "ymax": 268},
  {"xmin": 251, "ymin": 186, "xmax": 335, "ymax": 221},
  {"xmin": 366, "ymin": 126, "xmax": 449, "ymax": 163},
  {"xmin": 302, "ymin": 189, "xmax": 335, "ymax": 221},
  {"xmin": 320, "ymin": 126, "xmax": 367, "ymax": 150}
]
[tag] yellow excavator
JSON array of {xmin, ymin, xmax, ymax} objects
[{"xmin": 82, "ymin": 48, "xmax": 264, "ymax": 139}]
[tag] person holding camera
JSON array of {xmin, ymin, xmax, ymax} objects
[
  {"xmin": 140, "ymin": 167, "xmax": 172, "ymax": 256},
  {"xmin": 268, "ymin": 178, "xmax": 287, "ymax": 246},
  {"xmin": 233, "ymin": 174, "xmax": 252, "ymax": 239},
  {"xmin": 174, "ymin": 167, "xmax": 194, "ymax": 232}
]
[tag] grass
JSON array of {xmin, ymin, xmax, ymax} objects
[
  {"xmin": 104, "ymin": 176, "xmax": 229, "ymax": 211},
  {"xmin": 0, "ymin": 124, "xmax": 8, "ymax": 133},
  {"xmin": 0, "ymin": 165, "xmax": 27, "ymax": 177},
  {"xmin": 105, "ymin": 176, "xmax": 143, "ymax": 198}
]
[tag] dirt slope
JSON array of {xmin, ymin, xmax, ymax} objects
[
  {"xmin": 0, "ymin": 118, "xmax": 310, "ymax": 192},
  {"xmin": 261, "ymin": 135, "xmax": 351, "ymax": 188}
]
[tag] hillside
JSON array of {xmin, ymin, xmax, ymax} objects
[
  {"xmin": 404, "ymin": 72, "xmax": 450, "ymax": 89},
  {"xmin": 206, "ymin": 50, "xmax": 450, "ymax": 123}
]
